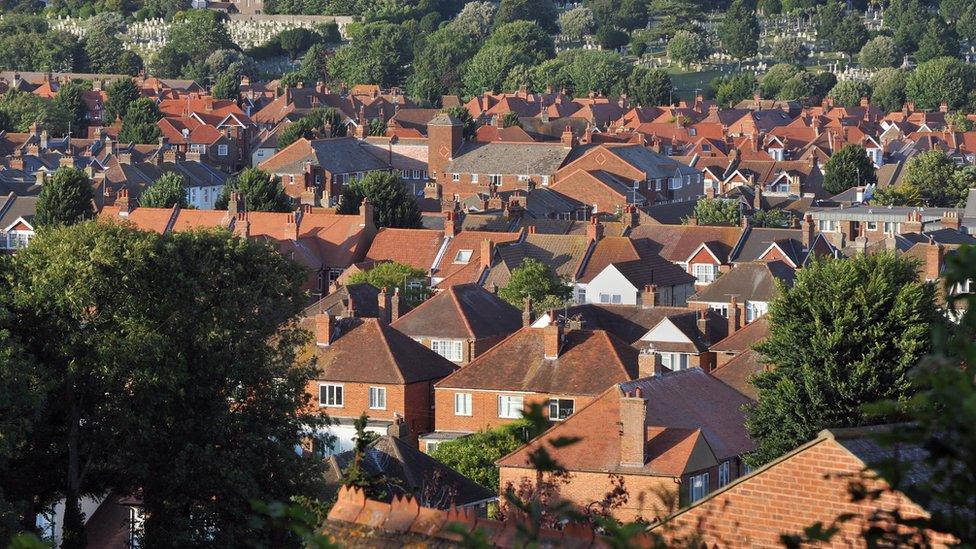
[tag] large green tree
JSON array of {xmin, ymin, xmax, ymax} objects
[
  {"xmin": 760, "ymin": 63, "xmax": 802, "ymax": 98},
  {"xmin": 870, "ymin": 68, "xmax": 908, "ymax": 114},
  {"xmin": 53, "ymin": 80, "xmax": 89, "ymax": 138},
  {"xmin": 118, "ymin": 98, "xmax": 163, "ymax": 144},
  {"xmin": 429, "ymin": 420, "xmax": 532, "ymax": 490},
  {"xmin": 746, "ymin": 253, "xmax": 941, "ymax": 466},
  {"xmin": 336, "ymin": 171, "xmax": 421, "ymax": 229},
  {"xmin": 719, "ymin": 0, "xmax": 760, "ymax": 63},
  {"xmin": 327, "ymin": 22, "xmax": 412, "ymax": 88},
  {"xmin": 831, "ymin": 12, "xmax": 869, "ymax": 60},
  {"xmin": 406, "ymin": 25, "xmax": 477, "ymax": 103},
  {"xmin": 34, "ymin": 167, "xmax": 94, "ymax": 228},
  {"xmin": 102, "ymin": 78, "xmax": 141, "ymax": 125},
  {"xmin": 905, "ymin": 56, "xmax": 976, "ymax": 111},
  {"xmin": 667, "ymin": 30, "xmax": 709, "ymax": 68},
  {"xmin": 858, "ymin": 36, "xmax": 900, "ymax": 71},
  {"xmin": 347, "ymin": 262, "xmax": 428, "ymax": 305},
  {"xmin": 712, "ymin": 74, "xmax": 758, "ymax": 108},
  {"xmin": 276, "ymin": 107, "xmax": 347, "ymax": 150},
  {"xmin": 687, "ymin": 198, "xmax": 740, "ymax": 225},
  {"xmin": 626, "ymin": 67, "xmax": 672, "ymax": 106},
  {"xmin": 217, "ymin": 168, "xmax": 291, "ymax": 212},
  {"xmin": 494, "ymin": 0, "xmax": 558, "ymax": 33},
  {"xmin": 822, "ymin": 144, "xmax": 877, "ymax": 195},
  {"xmin": 914, "ymin": 16, "xmax": 960, "ymax": 63},
  {"xmin": 828, "ymin": 80, "xmax": 872, "ymax": 108},
  {"xmin": 560, "ymin": 49, "xmax": 629, "ymax": 97},
  {"xmin": 140, "ymin": 173, "xmax": 188, "ymax": 209},
  {"xmin": 498, "ymin": 257, "xmax": 571, "ymax": 312},
  {"xmin": 895, "ymin": 150, "xmax": 973, "ymax": 207}
]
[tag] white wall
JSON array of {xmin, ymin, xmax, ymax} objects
[{"xmin": 585, "ymin": 266, "xmax": 639, "ymax": 305}]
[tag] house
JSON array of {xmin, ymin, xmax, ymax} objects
[
  {"xmin": 323, "ymin": 434, "xmax": 496, "ymax": 512},
  {"xmin": 483, "ymin": 232, "xmax": 592, "ymax": 293},
  {"xmin": 809, "ymin": 206, "xmax": 965, "ymax": 249},
  {"xmin": 628, "ymin": 224, "xmax": 746, "ymax": 288},
  {"xmin": 687, "ymin": 261, "xmax": 795, "ymax": 329},
  {"xmin": 305, "ymin": 314, "xmax": 457, "ymax": 453},
  {"xmin": 0, "ymin": 193, "xmax": 37, "ymax": 251},
  {"xmin": 303, "ymin": 283, "xmax": 410, "ymax": 321},
  {"xmin": 530, "ymin": 304, "xmax": 716, "ymax": 346},
  {"xmin": 496, "ymin": 369, "xmax": 754, "ymax": 521},
  {"xmin": 391, "ymin": 283, "xmax": 522, "ymax": 364},
  {"xmin": 633, "ymin": 308, "xmax": 728, "ymax": 372},
  {"xmin": 428, "ymin": 322, "xmax": 640, "ymax": 445},
  {"xmin": 432, "ymin": 226, "xmax": 521, "ymax": 288},
  {"xmin": 709, "ymin": 315, "xmax": 770, "ymax": 369},
  {"xmin": 656, "ymin": 426, "xmax": 955, "ymax": 547}
]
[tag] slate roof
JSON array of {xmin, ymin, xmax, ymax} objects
[
  {"xmin": 579, "ymin": 236, "xmax": 695, "ymax": 288},
  {"xmin": 325, "ymin": 435, "xmax": 495, "ymax": 507},
  {"xmin": 310, "ymin": 317, "xmax": 457, "ymax": 384},
  {"xmin": 690, "ymin": 261, "xmax": 795, "ymax": 303},
  {"xmin": 260, "ymin": 137, "xmax": 390, "ymax": 175},
  {"xmin": 484, "ymin": 233, "xmax": 591, "ymax": 288},
  {"xmin": 732, "ymin": 227, "xmax": 806, "ymax": 266},
  {"xmin": 547, "ymin": 304, "xmax": 703, "ymax": 345},
  {"xmin": 710, "ymin": 315, "xmax": 770, "ymax": 353},
  {"xmin": 630, "ymin": 224, "xmax": 745, "ymax": 264},
  {"xmin": 445, "ymin": 142, "xmax": 571, "ymax": 175},
  {"xmin": 303, "ymin": 283, "xmax": 384, "ymax": 319},
  {"xmin": 392, "ymin": 283, "xmax": 522, "ymax": 341},
  {"xmin": 435, "ymin": 327, "xmax": 639, "ymax": 395},
  {"xmin": 0, "ymin": 193, "xmax": 37, "ymax": 228}
]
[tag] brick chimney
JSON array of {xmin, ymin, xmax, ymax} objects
[
  {"xmin": 925, "ymin": 241, "xmax": 944, "ymax": 281},
  {"xmin": 637, "ymin": 349, "xmax": 662, "ymax": 378},
  {"xmin": 390, "ymin": 287, "xmax": 401, "ymax": 322},
  {"xmin": 697, "ymin": 308, "xmax": 710, "ymax": 345},
  {"xmin": 586, "ymin": 217, "xmax": 604, "ymax": 242},
  {"xmin": 728, "ymin": 296, "xmax": 741, "ymax": 333},
  {"xmin": 227, "ymin": 191, "xmax": 244, "ymax": 218},
  {"xmin": 619, "ymin": 387, "xmax": 647, "ymax": 467},
  {"xmin": 233, "ymin": 212, "xmax": 250, "ymax": 238},
  {"xmin": 315, "ymin": 313, "xmax": 333, "ymax": 347},
  {"xmin": 522, "ymin": 296, "xmax": 534, "ymax": 327},
  {"xmin": 802, "ymin": 214, "xmax": 815, "ymax": 250},
  {"xmin": 444, "ymin": 210, "xmax": 459, "ymax": 236},
  {"xmin": 378, "ymin": 287, "xmax": 390, "ymax": 323},
  {"xmin": 359, "ymin": 198, "xmax": 374, "ymax": 228},
  {"xmin": 386, "ymin": 415, "xmax": 410, "ymax": 441},
  {"xmin": 903, "ymin": 210, "xmax": 923, "ymax": 234},
  {"xmin": 284, "ymin": 213, "xmax": 298, "ymax": 240},
  {"xmin": 560, "ymin": 125, "xmax": 576, "ymax": 147},
  {"xmin": 641, "ymin": 284, "xmax": 657, "ymax": 308},
  {"xmin": 480, "ymin": 238, "xmax": 494, "ymax": 271},
  {"xmin": 941, "ymin": 210, "xmax": 961, "ymax": 231},
  {"xmin": 427, "ymin": 113, "xmax": 463, "ymax": 180},
  {"xmin": 542, "ymin": 322, "xmax": 561, "ymax": 359}
]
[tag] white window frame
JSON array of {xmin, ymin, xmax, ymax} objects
[
  {"xmin": 884, "ymin": 221, "xmax": 900, "ymax": 235},
  {"xmin": 319, "ymin": 383, "xmax": 343, "ymax": 407},
  {"xmin": 709, "ymin": 304, "xmax": 729, "ymax": 317},
  {"xmin": 540, "ymin": 175, "xmax": 550, "ymax": 185},
  {"xmin": 431, "ymin": 339, "xmax": 463, "ymax": 362},
  {"xmin": 497, "ymin": 395, "xmax": 524, "ymax": 419},
  {"xmin": 548, "ymin": 398, "xmax": 575, "ymax": 420},
  {"xmin": 669, "ymin": 177, "xmax": 681, "ymax": 190},
  {"xmin": 412, "ymin": 169, "xmax": 421, "ymax": 179},
  {"xmin": 368, "ymin": 386, "xmax": 387, "ymax": 410},
  {"xmin": 689, "ymin": 472, "xmax": 709, "ymax": 502},
  {"xmin": 471, "ymin": 174, "xmax": 479, "ymax": 183},
  {"xmin": 659, "ymin": 352, "xmax": 689, "ymax": 371},
  {"xmin": 453, "ymin": 249, "xmax": 473, "ymax": 264},
  {"xmin": 452, "ymin": 173, "xmax": 460, "ymax": 181},
  {"xmin": 6, "ymin": 230, "xmax": 31, "ymax": 249},
  {"xmin": 454, "ymin": 392, "xmax": 472, "ymax": 416},
  {"xmin": 718, "ymin": 461, "xmax": 730, "ymax": 487},
  {"xmin": 218, "ymin": 144, "xmax": 229, "ymax": 156},
  {"xmin": 488, "ymin": 174, "xmax": 502, "ymax": 185},
  {"xmin": 818, "ymin": 219, "xmax": 837, "ymax": 232},
  {"xmin": 692, "ymin": 263, "xmax": 717, "ymax": 284}
]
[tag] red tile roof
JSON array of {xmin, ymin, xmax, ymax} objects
[{"xmin": 366, "ymin": 228, "xmax": 446, "ymax": 271}]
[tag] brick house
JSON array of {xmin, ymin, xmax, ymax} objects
[
  {"xmin": 686, "ymin": 261, "xmax": 796, "ymax": 329},
  {"xmin": 391, "ymin": 283, "xmax": 522, "ymax": 365},
  {"xmin": 496, "ymin": 369, "xmax": 754, "ymax": 521},
  {"xmin": 305, "ymin": 314, "xmax": 457, "ymax": 453},
  {"xmin": 628, "ymin": 224, "xmax": 747, "ymax": 289},
  {"xmin": 427, "ymin": 322, "xmax": 639, "ymax": 445},
  {"xmin": 656, "ymin": 426, "xmax": 955, "ymax": 547}
]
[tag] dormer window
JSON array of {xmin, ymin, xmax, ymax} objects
[{"xmin": 454, "ymin": 249, "xmax": 473, "ymax": 264}]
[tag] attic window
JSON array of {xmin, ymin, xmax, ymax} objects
[
  {"xmin": 454, "ymin": 249, "xmax": 473, "ymax": 264},
  {"xmin": 689, "ymin": 128, "xmax": 697, "ymax": 136}
]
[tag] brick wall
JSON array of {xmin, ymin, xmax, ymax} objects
[
  {"xmin": 307, "ymin": 379, "xmax": 437, "ymax": 438},
  {"xmin": 433, "ymin": 389, "xmax": 597, "ymax": 432},
  {"xmin": 661, "ymin": 438, "xmax": 954, "ymax": 547}
]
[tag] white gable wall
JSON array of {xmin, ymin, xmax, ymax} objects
[{"xmin": 585, "ymin": 265, "xmax": 639, "ymax": 305}]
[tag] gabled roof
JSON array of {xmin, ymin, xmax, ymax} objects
[
  {"xmin": 732, "ymin": 227, "xmax": 806, "ymax": 266},
  {"xmin": 311, "ymin": 317, "xmax": 457, "ymax": 384},
  {"xmin": 435, "ymin": 326, "xmax": 638, "ymax": 395},
  {"xmin": 629, "ymin": 225, "xmax": 745, "ymax": 264},
  {"xmin": 534, "ymin": 304, "xmax": 702, "ymax": 345},
  {"xmin": 259, "ymin": 137, "xmax": 390, "ymax": 175},
  {"xmin": 392, "ymin": 283, "xmax": 522, "ymax": 341},
  {"xmin": 690, "ymin": 261, "xmax": 795, "ymax": 303},
  {"xmin": 710, "ymin": 315, "xmax": 770, "ymax": 354},
  {"xmin": 434, "ymin": 230, "xmax": 521, "ymax": 288},
  {"xmin": 497, "ymin": 369, "xmax": 754, "ymax": 474},
  {"xmin": 366, "ymin": 228, "xmax": 446, "ymax": 271},
  {"xmin": 445, "ymin": 142, "xmax": 571, "ymax": 176},
  {"xmin": 0, "ymin": 193, "xmax": 37, "ymax": 230},
  {"xmin": 484, "ymin": 233, "xmax": 592, "ymax": 287},
  {"xmin": 710, "ymin": 348, "xmax": 763, "ymax": 400},
  {"xmin": 303, "ymin": 283, "xmax": 385, "ymax": 319}
]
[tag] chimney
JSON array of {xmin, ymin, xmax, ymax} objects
[
  {"xmin": 903, "ymin": 210, "xmax": 923, "ymax": 234},
  {"xmin": 284, "ymin": 213, "xmax": 298, "ymax": 240},
  {"xmin": 638, "ymin": 349, "xmax": 662, "ymax": 378},
  {"xmin": 925, "ymin": 241, "xmax": 944, "ymax": 281},
  {"xmin": 233, "ymin": 212, "xmax": 250, "ymax": 238},
  {"xmin": 315, "ymin": 313, "xmax": 333, "ymax": 346},
  {"xmin": 359, "ymin": 198, "xmax": 374, "ymax": 228},
  {"xmin": 939, "ymin": 102, "xmax": 948, "ymax": 113},
  {"xmin": 586, "ymin": 217, "xmax": 604, "ymax": 241},
  {"xmin": 522, "ymin": 297, "xmax": 534, "ymax": 327},
  {"xmin": 697, "ymin": 309, "xmax": 710, "ymax": 345},
  {"xmin": 444, "ymin": 210, "xmax": 459, "ymax": 236},
  {"xmin": 802, "ymin": 214, "xmax": 815, "ymax": 250},
  {"xmin": 390, "ymin": 288, "xmax": 401, "ymax": 322},
  {"xmin": 542, "ymin": 322, "xmax": 561, "ymax": 359},
  {"xmin": 619, "ymin": 387, "xmax": 647, "ymax": 467},
  {"xmin": 386, "ymin": 415, "xmax": 410, "ymax": 441},
  {"xmin": 480, "ymin": 238, "xmax": 494, "ymax": 271},
  {"xmin": 117, "ymin": 187, "xmax": 131, "ymax": 215},
  {"xmin": 941, "ymin": 210, "xmax": 961, "ymax": 231},
  {"xmin": 560, "ymin": 125, "xmax": 576, "ymax": 147},
  {"xmin": 705, "ymin": 186, "xmax": 715, "ymax": 199},
  {"xmin": 377, "ymin": 287, "xmax": 390, "ymax": 323},
  {"xmin": 641, "ymin": 284, "xmax": 657, "ymax": 308},
  {"xmin": 728, "ymin": 297, "xmax": 741, "ymax": 333}
]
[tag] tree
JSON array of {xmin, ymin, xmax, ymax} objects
[
  {"xmin": 776, "ymin": 72, "xmax": 819, "ymax": 100},
  {"xmin": 279, "ymin": 27, "xmax": 318, "ymax": 60},
  {"xmin": 103, "ymin": 78, "xmax": 141, "ymax": 124},
  {"xmin": 870, "ymin": 68, "xmax": 908, "ymax": 113},
  {"xmin": 429, "ymin": 420, "xmax": 532, "ymax": 489},
  {"xmin": 118, "ymin": 98, "xmax": 162, "ymax": 144},
  {"xmin": 336, "ymin": 171, "xmax": 421, "ymax": 229},
  {"xmin": 0, "ymin": 89, "xmax": 70, "ymax": 134},
  {"xmin": 347, "ymin": 262, "xmax": 428, "ymax": 305},
  {"xmin": 886, "ymin": 0, "xmax": 932, "ymax": 53},
  {"xmin": 276, "ymin": 108, "xmax": 347, "ymax": 150},
  {"xmin": 831, "ymin": 12, "xmax": 869, "ymax": 60},
  {"xmin": 828, "ymin": 80, "xmax": 872, "ymax": 107},
  {"xmin": 150, "ymin": 43, "xmax": 190, "ymax": 79},
  {"xmin": 339, "ymin": 414, "xmax": 387, "ymax": 499},
  {"xmin": 167, "ymin": 9, "xmax": 235, "ymax": 66},
  {"xmin": 502, "ymin": 111, "xmax": 521, "ymax": 128},
  {"xmin": 858, "ymin": 36, "xmax": 899, "ymax": 71},
  {"xmin": 530, "ymin": 59, "xmax": 571, "ymax": 93},
  {"xmin": 719, "ymin": 0, "xmax": 760, "ymax": 62},
  {"xmin": 445, "ymin": 106, "xmax": 478, "ymax": 141},
  {"xmin": 487, "ymin": 21, "xmax": 555, "ymax": 65},
  {"xmin": 463, "ymin": 43, "xmax": 528, "ymax": 96},
  {"xmin": 746, "ymin": 253, "xmax": 940, "ymax": 466},
  {"xmin": 558, "ymin": 7, "xmax": 595, "ymax": 40},
  {"xmin": 905, "ymin": 56, "xmax": 976, "ymax": 111},
  {"xmin": 770, "ymin": 36, "xmax": 809, "ymax": 64},
  {"xmin": 53, "ymin": 80, "xmax": 88, "ymax": 137},
  {"xmin": 815, "ymin": 1, "xmax": 845, "ymax": 45},
  {"xmin": 34, "ymin": 167, "xmax": 93, "ymax": 228},
  {"xmin": 914, "ymin": 16, "xmax": 959, "ymax": 63},
  {"xmin": 212, "ymin": 70, "xmax": 241, "ymax": 101},
  {"xmin": 822, "ymin": 144, "xmax": 877, "ymax": 195},
  {"xmin": 687, "ymin": 198, "xmax": 740, "ymax": 225},
  {"xmin": 498, "ymin": 258, "xmax": 572, "ymax": 311},
  {"xmin": 406, "ymin": 26, "xmax": 477, "ymax": 103},
  {"xmin": 561, "ymin": 49, "xmax": 630, "ymax": 97},
  {"xmin": 217, "ymin": 168, "xmax": 291, "ymax": 212},
  {"xmin": 898, "ymin": 150, "xmax": 971, "ymax": 207},
  {"xmin": 495, "ymin": 0, "xmax": 558, "ymax": 34},
  {"xmin": 760, "ymin": 63, "xmax": 802, "ymax": 98},
  {"xmin": 667, "ymin": 30, "xmax": 709, "ymax": 67},
  {"xmin": 713, "ymin": 74, "xmax": 758, "ymax": 107},
  {"xmin": 316, "ymin": 20, "xmax": 342, "ymax": 43},
  {"xmin": 452, "ymin": 1, "xmax": 496, "ymax": 40},
  {"xmin": 958, "ymin": 6, "xmax": 976, "ymax": 46},
  {"xmin": 626, "ymin": 67, "xmax": 672, "ymax": 106},
  {"xmin": 327, "ymin": 22, "xmax": 412, "ymax": 88},
  {"xmin": 750, "ymin": 208, "xmax": 792, "ymax": 228},
  {"xmin": 140, "ymin": 173, "xmax": 188, "ymax": 209}
]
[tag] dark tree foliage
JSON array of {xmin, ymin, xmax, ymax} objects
[
  {"xmin": 336, "ymin": 171, "xmax": 422, "ymax": 229},
  {"xmin": 118, "ymin": 98, "xmax": 162, "ymax": 144},
  {"xmin": 217, "ymin": 168, "xmax": 292, "ymax": 212},
  {"xmin": 822, "ymin": 144, "xmax": 877, "ymax": 195},
  {"xmin": 34, "ymin": 167, "xmax": 94, "ymax": 228},
  {"xmin": 276, "ymin": 107, "xmax": 347, "ymax": 150},
  {"xmin": 495, "ymin": 0, "xmax": 559, "ymax": 33},
  {"xmin": 140, "ymin": 173, "xmax": 188, "ymax": 209},
  {"xmin": 719, "ymin": 0, "xmax": 760, "ymax": 61},
  {"xmin": 103, "ymin": 78, "xmax": 141, "ymax": 124}
]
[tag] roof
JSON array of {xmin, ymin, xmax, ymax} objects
[
  {"xmin": 303, "ymin": 283, "xmax": 383, "ymax": 319},
  {"xmin": 497, "ymin": 369, "xmax": 754, "ymax": 474},
  {"xmin": 710, "ymin": 349, "xmax": 763, "ymax": 400},
  {"xmin": 690, "ymin": 261, "xmax": 795, "ymax": 303},
  {"xmin": 540, "ymin": 304, "xmax": 704, "ymax": 345},
  {"xmin": 391, "ymin": 283, "xmax": 522, "ymax": 340},
  {"xmin": 732, "ymin": 227, "xmax": 806, "ymax": 266},
  {"xmin": 484, "ymin": 233, "xmax": 591, "ymax": 288},
  {"xmin": 710, "ymin": 315, "xmax": 770, "ymax": 353},
  {"xmin": 366, "ymin": 228, "xmax": 446, "ymax": 271},
  {"xmin": 629, "ymin": 225, "xmax": 745, "ymax": 264},
  {"xmin": 259, "ymin": 137, "xmax": 390, "ymax": 175},
  {"xmin": 311, "ymin": 317, "xmax": 457, "ymax": 384},
  {"xmin": 325, "ymin": 435, "xmax": 495, "ymax": 507},
  {"xmin": 435, "ymin": 326, "xmax": 638, "ymax": 395},
  {"xmin": 0, "ymin": 193, "xmax": 38, "ymax": 229},
  {"xmin": 434, "ymin": 230, "xmax": 521, "ymax": 287},
  {"xmin": 445, "ymin": 142, "xmax": 571, "ymax": 176}
]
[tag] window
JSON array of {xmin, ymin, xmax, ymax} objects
[
  {"xmin": 599, "ymin": 293, "xmax": 622, "ymax": 304},
  {"xmin": 702, "ymin": 144, "xmax": 711, "ymax": 152},
  {"xmin": 818, "ymin": 219, "xmax": 837, "ymax": 232},
  {"xmin": 431, "ymin": 339, "xmax": 463, "ymax": 362},
  {"xmin": 693, "ymin": 263, "xmax": 717, "ymax": 284},
  {"xmin": 575, "ymin": 287, "xmax": 586, "ymax": 303},
  {"xmin": 412, "ymin": 169, "xmax": 421, "ymax": 179},
  {"xmin": 452, "ymin": 173, "xmax": 460, "ymax": 181},
  {"xmin": 718, "ymin": 461, "xmax": 730, "ymax": 487},
  {"xmin": 689, "ymin": 472, "xmax": 709, "ymax": 502},
  {"xmin": 669, "ymin": 177, "xmax": 681, "ymax": 190},
  {"xmin": 454, "ymin": 393, "xmax": 472, "ymax": 416},
  {"xmin": 632, "ymin": 180, "xmax": 641, "ymax": 190},
  {"xmin": 540, "ymin": 176, "xmax": 550, "ymax": 185},
  {"xmin": 453, "ymin": 249, "xmax": 473, "ymax": 264},
  {"xmin": 422, "ymin": 170, "xmax": 428, "ymax": 180},
  {"xmin": 548, "ymin": 398, "xmax": 575, "ymax": 420},
  {"xmin": 319, "ymin": 383, "xmax": 343, "ymax": 407},
  {"xmin": 659, "ymin": 352, "xmax": 689, "ymax": 371},
  {"xmin": 518, "ymin": 174, "xmax": 530, "ymax": 182},
  {"xmin": 368, "ymin": 386, "xmax": 386, "ymax": 409},
  {"xmin": 709, "ymin": 304, "xmax": 729, "ymax": 317},
  {"xmin": 655, "ymin": 179, "xmax": 662, "ymax": 191},
  {"xmin": 866, "ymin": 221, "xmax": 878, "ymax": 231},
  {"xmin": 425, "ymin": 441, "xmax": 441, "ymax": 453},
  {"xmin": 7, "ymin": 231, "xmax": 31, "ymax": 249},
  {"xmin": 488, "ymin": 174, "xmax": 502, "ymax": 185},
  {"xmin": 884, "ymin": 221, "xmax": 899, "ymax": 235},
  {"xmin": 218, "ymin": 144, "xmax": 228, "ymax": 156},
  {"xmin": 776, "ymin": 183, "xmax": 789, "ymax": 193},
  {"xmin": 745, "ymin": 302, "xmax": 766, "ymax": 322},
  {"xmin": 402, "ymin": 169, "xmax": 410, "ymax": 178},
  {"xmin": 471, "ymin": 174, "xmax": 479, "ymax": 183},
  {"xmin": 498, "ymin": 395, "xmax": 524, "ymax": 418},
  {"xmin": 689, "ymin": 127, "xmax": 697, "ymax": 136}
]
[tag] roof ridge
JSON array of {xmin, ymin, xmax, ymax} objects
[
  {"xmin": 448, "ymin": 286, "xmax": 476, "ymax": 338},
  {"xmin": 374, "ymin": 320, "xmax": 406, "ymax": 384}
]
